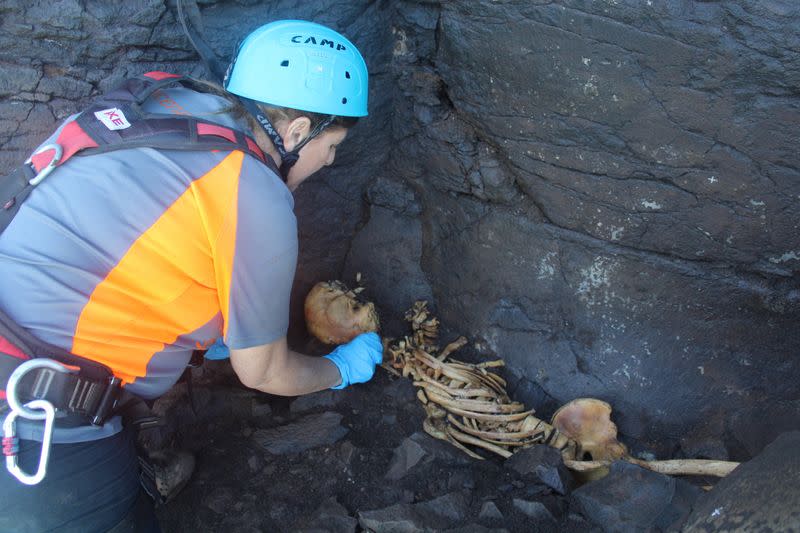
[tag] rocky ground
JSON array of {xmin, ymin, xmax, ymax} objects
[{"xmin": 151, "ymin": 358, "xmax": 710, "ymax": 533}]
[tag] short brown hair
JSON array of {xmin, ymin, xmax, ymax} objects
[{"xmin": 189, "ymin": 78, "xmax": 358, "ymax": 133}]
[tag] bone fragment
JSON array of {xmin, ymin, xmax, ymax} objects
[
  {"xmin": 424, "ymin": 389, "xmax": 525, "ymax": 414},
  {"xmin": 551, "ymin": 398, "xmax": 627, "ymax": 461},
  {"xmin": 437, "ymin": 336, "xmax": 468, "ymax": 361},
  {"xmin": 564, "ymin": 458, "xmax": 739, "ymax": 478},
  {"xmin": 446, "ymin": 425, "xmax": 513, "ymax": 459},
  {"xmin": 447, "ymin": 415, "xmax": 555, "ymax": 442},
  {"xmin": 424, "ymin": 402, "xmax": 447, "ymax": 420},
  {"xmin": 476, "ymin": 360, "xmax": 505, "ymax": 369},
  {"xmin": 413, "ymin": 349, "xmax": 481, "ymax": 385},
  {"xmin": 441, "ymin": 405, "xmax": 534, "ymax": 424},
  {"xmin": 417, "ymin": 389, "xmax": 428, "ymax": 404},
  {"xmin": 424, "ymin": 416, "xmax": 485, "ymax": 460},
  {"xmin": 381, "ymin": 363, "xmax": 401, "ymax": 377},
  {"xmin": 414, "ymin": 375, "xmax": 496, "ymax": 398}
]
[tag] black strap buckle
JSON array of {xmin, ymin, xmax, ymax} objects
[
  {"xmin": 90, "ymin": 376, "xmax": 122, "ymax": 426},
  {"xmin": 21, "ymin": 366, "xmax": 123, "ymax": 426}
]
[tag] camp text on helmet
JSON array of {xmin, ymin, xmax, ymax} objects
[{"xmin": 291, "ymin": 35, "xmax": 347, "ymax": 51}]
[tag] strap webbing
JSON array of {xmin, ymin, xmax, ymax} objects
[{"xmin": 25, "ymin": 72, "xmax": 277, "ymax": 176}]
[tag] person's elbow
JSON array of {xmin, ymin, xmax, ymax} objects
[
  {"xmin": 229, "ymin": 339, "xmax": 287, "ymax": 391},
  {"xmin": 236, "ymin": 366, "xmax": 265, "ymax": 390}
]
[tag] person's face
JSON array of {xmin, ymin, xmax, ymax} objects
[{"xmin": 284, "ymin": 126, "xmax": 348, "ymax": 191}]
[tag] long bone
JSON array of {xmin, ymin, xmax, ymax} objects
[
  {"xmin": 447, "ymin": 414, "xmax": 556, "ymax": 442},
  {"xmin": 446, "ymin": 424, "xmax": 513, "ymax": 459},
  {"xmin": 413, "ymin": 373, "xmax": 497, "ymax": 398},
  {"xmin": 420, "ymin": 387, "xmax": 526, "ymax": 414}
]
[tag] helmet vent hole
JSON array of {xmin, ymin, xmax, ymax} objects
[
  {"xmin": 345, "ymin": 71, "xmax": 351, "ymax": 79},
  {"xmin": 342, "ymin": 97, "xmax": 348, "ymax": 104},
  {"xmin": 280, "ymin": 60, "xmax": 290, "ymax": 67}
]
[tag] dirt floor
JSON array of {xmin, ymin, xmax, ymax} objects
[{"xmin": 153, "ymin": 359, "xmax": 590, "ymax": 533}]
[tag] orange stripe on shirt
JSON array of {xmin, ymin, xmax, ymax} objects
[{"xmin": 72, "ymin": 151, "xmax": 244, "ymax": 383}]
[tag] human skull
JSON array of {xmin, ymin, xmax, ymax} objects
[
  {"xmin": 551, "ymin": 398, "xmax": 627, "ymax": 461},
  {"xmin": 304, "ymin": 280, "xmax": 380, "ymax": 345}
]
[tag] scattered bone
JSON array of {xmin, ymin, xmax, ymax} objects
[
  {"xmin": 381, "ymin": 299, "xmax": 739, "ymax": 479},
  {"xmin": 417, "ymin": 389, "xmax": 429, "ymax": 405},
  {"xmin": 446, "ymin": 425, "xmax": 513, "ymax": 459},
  {"xmin": 552, "ymin": 398, "xmax": 740, "ymax": 477},
  {"xmin": 564, "ymin": 458, "xmax": 739, "ymax": 477},
  {"xmin": 302, "ymin": 281, "xmax": 738, "ymax": 481},
  {"xmin": 447, "ymin": 415, "xmax": 557, "ymax": 442},
  {"xmin": 437, "ymin": 336, "xmax": 468, "ymax": 361}
]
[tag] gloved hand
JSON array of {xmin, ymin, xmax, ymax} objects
[
  {"xmin": 205, "ymin": 338, "xmax": 230, "ymax": 360},
  {"xmin": 324, "ymin": 332, "xmax": 383, "ymax": 389}
]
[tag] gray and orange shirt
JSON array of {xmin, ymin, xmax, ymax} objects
[{"xmin": 0, "ymin": 87, "xmax": 297, "ymax": 403}]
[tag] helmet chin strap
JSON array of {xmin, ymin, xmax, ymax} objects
[{"xmin": 237, "ymin": 96, "xmax": 335, "ymax": 180}]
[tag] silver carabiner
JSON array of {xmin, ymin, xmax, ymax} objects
[
  {"xmin": 3, "ymin": 399, "xmax": 56, "ymax": 485},
  {"xmin": 25, "ymin": 143, "xmax": 63, "ymax": 186},
  {"xmin": 5, "ymin": 358, "xmax": 75, "ymax": 419}
]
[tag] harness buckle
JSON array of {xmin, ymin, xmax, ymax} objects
[
  {"xmin": 91, "ymin": 376, "xmax": 122, "ymax": 426},
  {"xmin": 5, "ymin": 359, "xmax": 76, "ymax": 419},
  {"xmin": 25, "ymin": 143, "xmax": 64, "ymax": 186},
  {"xmin": 3, "ymin": 399, "xmax": 56, "ymax": 485}
]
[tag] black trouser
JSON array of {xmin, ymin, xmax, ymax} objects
[{"xmin": 0, "ymin": 424, "xmax": 159, "ymax": 532}]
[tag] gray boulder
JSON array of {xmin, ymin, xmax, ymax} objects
[
  {"xmin": 683, "ymin": 431, "xmax": 800, "ymax": 532},
  {"xmin": 571, "ymin": 461, "xmax": 701, "ymax": 532}
]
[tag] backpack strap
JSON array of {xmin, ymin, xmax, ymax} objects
[
  {"xmin": 29, "ymin": 72, "xmax": 275, "ymax": 175},
  {"xmin": 1, "ymin": 72, "xmax": 278, "ymax": 239}
]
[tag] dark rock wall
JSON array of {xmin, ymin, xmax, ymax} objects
[
  {"xmin": 350, "ymin": 0, "xmax": 800, "ymax": 457},
  {"xmin": 1, "ymin": 1, "xmax": 798, "ymax": 457}
]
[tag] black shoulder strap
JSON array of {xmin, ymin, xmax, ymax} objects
[{"xmin": 33, "ymin": 72, "xmax": 276, "ymax": 171}]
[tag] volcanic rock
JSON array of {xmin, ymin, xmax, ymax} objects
[
  {"xmin": 571, "ymin": 461, "xmax": 701, "ymax": 532},
  {"xmin": 683, "ymin": 431, "xmax": 800, "ymax": 532},
  {"xmin": 252, "ymin": 412, "xmax": 348, "ymax": 455}
]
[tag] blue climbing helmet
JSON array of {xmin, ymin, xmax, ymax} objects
[{"xmin": 225, "ymin": 20, "xmax": 368, "ymax": 117}]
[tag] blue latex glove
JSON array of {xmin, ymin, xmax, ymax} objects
[
  {"xmin": 324, "ymin": 332, "xmax": 383, "ymax": 389},
  {"xmin": 205, "ymin": 338, "xmax": 230, "ymax": 360}
]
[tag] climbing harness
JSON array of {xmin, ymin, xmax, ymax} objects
[{"xmin": 0, "ymin": 310, "xmax": 126, "ymax": 485}]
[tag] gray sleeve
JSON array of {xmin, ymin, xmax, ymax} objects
[{"xmin": 223, "ymin": 155, "xmax": 298, "ymax": 349}]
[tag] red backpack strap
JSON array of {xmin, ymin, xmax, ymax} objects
[
  {"xmin": 25, "ymin": 76, "xmax": 276, "ymax": 174},
  {"xmin": 0, "ymin": 334, "xmax": 30, "ymax": 403},
  {"xmin": 143, "ymin": 71, "xmax": 182, "ymax": 81},
  {"xmin": 29, "ymin": 121, "xmax": 99, "ymax": 173}
]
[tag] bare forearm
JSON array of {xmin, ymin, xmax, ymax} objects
[
  {"xmin": 253, "ymin": 349, "xmax": 341, "ymax": 396},
  {"xmin": 229, "ymin": 337, "xmax": 343, "ymax": 396}
]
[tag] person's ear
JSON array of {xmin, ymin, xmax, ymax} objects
[{"xmin": 283, "ymin": 116, "xmax": 312, "ymax": 152}]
